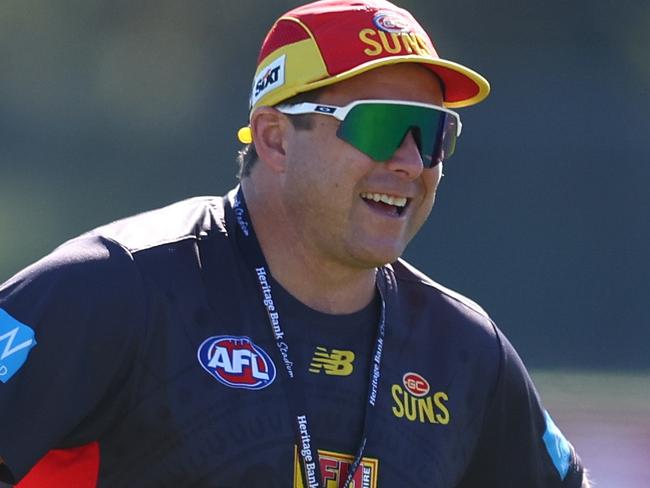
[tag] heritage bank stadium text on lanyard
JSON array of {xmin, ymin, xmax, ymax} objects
[{"xmin": 230, "ymin": 188, "xmax": 388, "ymax": 488}]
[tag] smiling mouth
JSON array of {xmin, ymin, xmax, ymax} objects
[{"xmin": 360, "ymin": 192, "xmax": 409, "ymax": 216}]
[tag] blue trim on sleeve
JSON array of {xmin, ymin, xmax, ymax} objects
[
  {"xmin": 0, "ymin": 309, "xmax": 37, "ymax": 383},
  {"xmin": 542, "ymin": 410, "xmax": 571, "ymax": 480}
]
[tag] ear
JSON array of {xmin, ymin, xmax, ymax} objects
[{"xmin": 250, "ymin": 107, "xmax": 291, "ymax": 173}]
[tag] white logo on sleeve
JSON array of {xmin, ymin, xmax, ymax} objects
[
  {"xmin": 542, "ymin": 410, "xmax": 572, "ymax": 479},
  {"xmin": 0, "ymin": 309, "xmax": 37, "ymax": 383}
]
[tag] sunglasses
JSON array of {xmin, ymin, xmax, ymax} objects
[{"xmin": 276, "ymin": 99, "xmax": 462, "ymax": 167}]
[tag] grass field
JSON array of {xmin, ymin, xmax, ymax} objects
[{"xmin": 532, "ymin": 370, "xmax": 650, "ymax": 488}]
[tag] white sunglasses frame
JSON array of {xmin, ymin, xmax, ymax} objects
[{"xmin": 275, "ymin": 99, "xmax": 462, "ymax": 137}]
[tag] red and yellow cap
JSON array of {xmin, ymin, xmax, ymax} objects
[{"xmin": 238, "ymin": 0, "xmax": 490, "ymax": 143}]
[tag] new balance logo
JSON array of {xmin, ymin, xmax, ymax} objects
[{"xmin": 308, "ymin": 347, "xmax": 355, "ymax": 376}]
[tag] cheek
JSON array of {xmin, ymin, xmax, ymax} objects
[
  {"xmin": 411, "ymin": 165, "xmax": 443, "ymax": 226},
  {"xmin": 423, "ymin": 164, "xmax": 444, "ymax": 198},
  {"xmin": 290, "ymin": 132, "xmax": 363, "ymax": 188},
  {"xmin": 282, "ymin": 134, "xmax": 346, "ymax": 210},
  {"xmin": 286, "ymin": 122, "xmax": 337, "ymax": 169},
  {"xmin": 284, "ymin": 122, "xmax": 379, "ymax": 213}
]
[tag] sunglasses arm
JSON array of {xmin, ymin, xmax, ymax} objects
[{"xmin": 275, "ymin": 102, "xmax": 351, "ymax": 121}]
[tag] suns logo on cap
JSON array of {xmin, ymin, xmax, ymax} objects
[
  {"xmin": 359, "ymin": 13, "xmax": 431, "ymax": 58},
  {"xmin": 373, "ymin": 11, "xmax": 412, "ymax": 33},
  {"xmin": 198, "ymin": 335, "xmax": 276, "ymax": 390}
]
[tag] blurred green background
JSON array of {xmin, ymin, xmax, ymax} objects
[{"xmin": 1, "ymin": 0, "xmax": 648, "ymax": 485}]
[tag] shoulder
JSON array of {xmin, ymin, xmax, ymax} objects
[
  {"xmin": 3, "ymin": 232, "xmax": 134, "ymax": 299},
  {"xmin": 85, "ymin": 196, "xmax": 227, "ymax": 254},
  {"xmin": 0, "ymin": 196, "xmax": 227, "ymax": 324},
  {"xmin": 391, "ymin": 257, "xmax": 494, "ymax": 329},
  {"xmin": 0, "ymin": 231, "xmax": 146, "ymax": 333},
  {"xmin": 387, "ymin": 257, "xmax": 514, "ymax": 389},
  {"xmin": 388, "ymin": 258, "xmax": 507, "ymax": 378}
]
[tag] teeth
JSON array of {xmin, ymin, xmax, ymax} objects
[{"xmin": 360, "ymin": 192, "xmax": 408, "ymax": 207}]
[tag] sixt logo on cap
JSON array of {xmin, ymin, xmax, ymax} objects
[
  {"xmin": 198, "ymin": 335, "xmax": 276, "ymax": 390},
  {"xmin": 373, "ymin": 11, "xmax": 412, "ymax": 33},
  {"xmin": 250, "ymin": 54, "xmax": 286, "ymax": 107}
]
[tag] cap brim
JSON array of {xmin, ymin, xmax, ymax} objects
[
  {"xmin": 238, "ymin": 55, "xmax": 490, "ymax": 143},
  {"xmin": 295, "ymin": 55, "xmax": 490, "ymax": 109}
]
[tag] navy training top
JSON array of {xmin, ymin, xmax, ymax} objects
[{"xmin": 0, "ymin": 188, "xmax": 584, "ymax": 487}]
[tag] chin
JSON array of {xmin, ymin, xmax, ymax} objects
[{"xmin": 348, "ymin": 244, "xmax": 405, "ymax": 268}]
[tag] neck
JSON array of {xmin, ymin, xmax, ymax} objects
[{"xmin": 240, "ymin": 179, "xmax": 377, "ymax": 314}]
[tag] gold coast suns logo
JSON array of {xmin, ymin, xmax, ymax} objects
[
  {"xmin": 293, "ymin": 447, "xmax": 379, "ymax": 488},
  {"xmin": 358, "ymin": 11, "xmax": 432, "ymax": 58},
  {"xmin": 391, "ymin": 372, "xmax": 450, "ymax": 425}
]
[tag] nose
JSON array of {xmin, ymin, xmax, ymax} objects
[{"xmin": 385, "ymin": 130, "xmax": 424, "ymax": 180}]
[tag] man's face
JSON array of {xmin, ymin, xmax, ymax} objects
[{"xmin": 279, "ymin": 63, "xmax": 445, "ymax": 269}]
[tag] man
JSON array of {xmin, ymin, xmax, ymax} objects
[{"xmin": 0, "ymin": 0, "xmax": 589, "ymax": 486}]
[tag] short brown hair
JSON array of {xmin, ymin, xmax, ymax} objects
[{"xmin": 236, "ymin": 88, "xmax": 327, "ymax": 179}]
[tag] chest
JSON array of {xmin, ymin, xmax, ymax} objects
[{"xmin": 97, "ymin": 283, "xmax": 486, "ymax": 487}]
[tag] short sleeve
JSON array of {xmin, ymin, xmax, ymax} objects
[
  {"xmin": 457, "ymin": 330, "xmax": 584, "ymax": 487},
  {"xmin": 0, "ymin": 236, "xmax": 146, "ymax": 484}
]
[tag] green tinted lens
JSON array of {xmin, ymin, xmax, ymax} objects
[{"xmin": 336, "ymin": 103, "xmax": 455, "ymax": 167}]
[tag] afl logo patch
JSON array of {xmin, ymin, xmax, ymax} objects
[
  {"xmin": 402, "ymin": 372, "xmax": 430, "ymax": 397},
  {"xmin": 373, "ymin": 11, "xmax": 412, "ymax": 33},
  {"xmin": 198, "ymin": 335, "xmax": 276, "ymax": 390}
]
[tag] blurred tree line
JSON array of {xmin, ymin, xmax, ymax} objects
[{"xmin": 1, "ymin": 0, "xmax": 648, "ymax": 369}]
